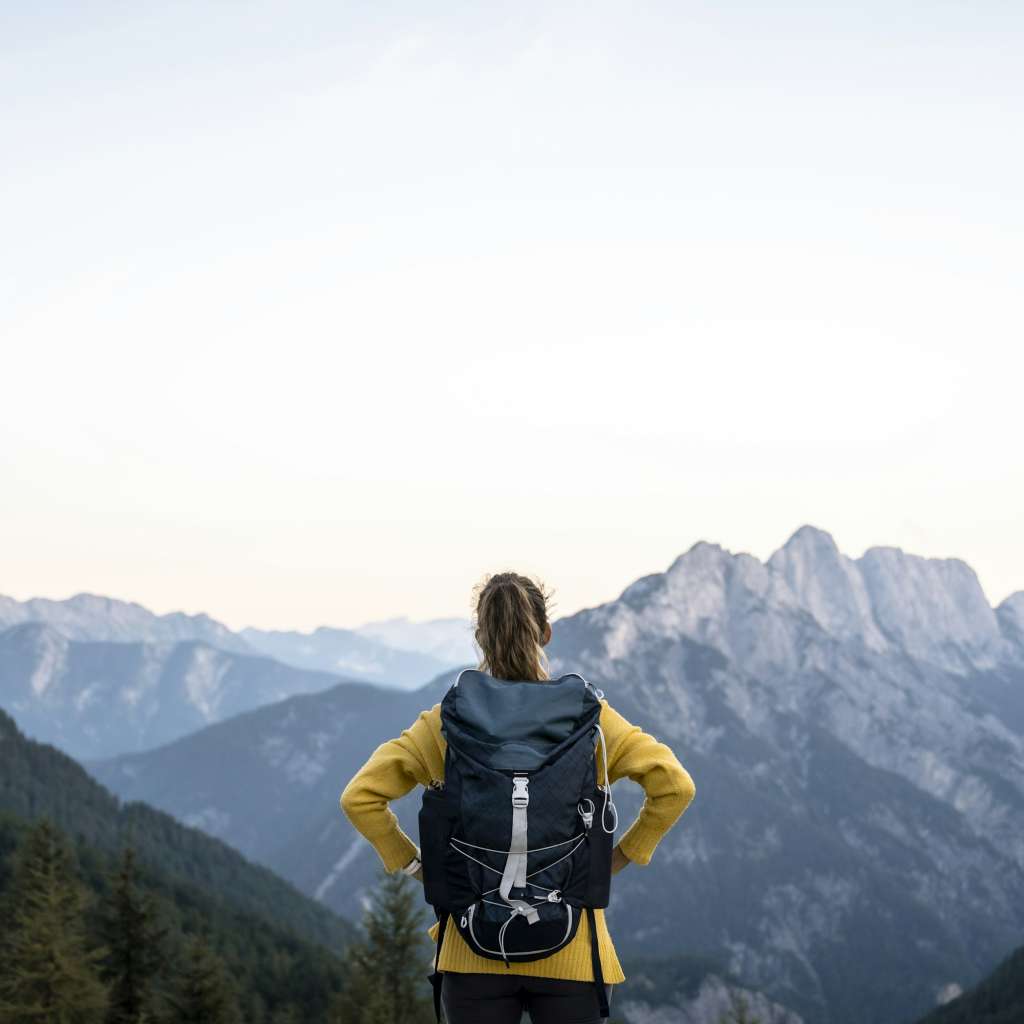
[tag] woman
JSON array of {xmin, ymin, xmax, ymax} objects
[{"xmin": 341, "ymin": 571, "xmax": 696, "ymax": 1023}]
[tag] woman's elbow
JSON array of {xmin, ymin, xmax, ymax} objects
[
  {"xmin": 671, "ymin": 763, "xmax": 696, "ymax": 813},
  {"xmin": 339, "ymin": 780, "xmax": 361, "ymax": 823}
]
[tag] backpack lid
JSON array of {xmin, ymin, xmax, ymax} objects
[{"xmin": 441, "ymin": 668, "xmax": 602, "ymax": 771}]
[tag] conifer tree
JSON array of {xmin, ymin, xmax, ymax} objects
[
  {"xmin": 329, "ymin": 870, "xmax": 433, "ymax": 1024},
  {"xmin": 99, "ymin": 843, "xmax": 169, "ymax": 1024},
  {"xmin": 0, "ymin": 817, "xmax": 110, "ymax": 1024},
  {"xmin": 165, "ymin": 931, "xmax": 242, "ymax": 1024}
]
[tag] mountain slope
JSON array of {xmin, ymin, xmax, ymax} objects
[
  {"xmin": 0, "ymin": 809, "xmax": 350, "ymax": 1022},
  {"xmin": 618, "ymin": 953, "xmax": 805, "ymax": 1024},
  {"xmin": 0, "ymin": 703, "xmax": 354, "ymax": 955},
  {"xmin": 85, "ymin": 526, "xmax": 1024, "ymax": 1024},
  {"xmin": 0, "ymin": 623, "xmax": 369, "ymax": 759},
  {"xmin": 85, "ymin": 674, "xmax": 452, "ymax": 880}
]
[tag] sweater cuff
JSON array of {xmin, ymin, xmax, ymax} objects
[
  {"xmin": 369, "ymin": 828, "xmax": 420, "ymax": 874},
  {"xmin": 617, "ymin": 819, "xmax": 665, "ymax": 866}
]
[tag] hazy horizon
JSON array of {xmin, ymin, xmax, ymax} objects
[
  {"xmin": 3, "ymin": 2, "xmax": 1021, "ymax": 630},
  {"xmin": 2, "ymin": 521, "xmax": 1019, "ymax": 634}
]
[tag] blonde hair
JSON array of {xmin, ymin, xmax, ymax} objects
[{"xmin": 471, "ymin": 571, "xmax": 553, "ymax": 681}]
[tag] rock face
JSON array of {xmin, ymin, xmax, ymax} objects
[
  {"xmin": 620, "ymin": 970, "xmax": 806, "ymax": 1024},
  {"xmin": 0, "ymin": 622, "xmax": 362, "ymax": 759},
  {"xmin": 67, "ymin": 526, "xmax": 1024, "ymax": 1024}
]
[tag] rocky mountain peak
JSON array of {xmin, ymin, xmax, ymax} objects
[
  {"xmin": 855, "ymin": 545, "xmax": 1003, "ymax": 668},
  {"xmin": 609, "ymin": 527, "xmax": 1015, "ymax": 675},
  {"xmin": 996, "ymin": 592, "xmax": 1024, "ymax": 650},
  {"xmin": 767, "ymin": 524, "xmax": 888, "ymax": 653}
]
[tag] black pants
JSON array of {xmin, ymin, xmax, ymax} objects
[{"xmin": 440, "ymin": 971, "xmax": 613, "ymax": 1024}]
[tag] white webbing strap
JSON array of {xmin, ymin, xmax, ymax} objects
[{"xmin": 498, "ymin": 775, "xmax": 539, "ymax": 924}]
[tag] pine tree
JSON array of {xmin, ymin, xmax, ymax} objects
[
  {"xmin": 99, "ymin": 843, "xmax": 170, "ymax": 1024},
  {"xmin": 0, "ymin": 817, "xmax": 110, "ymax": 1024},
  {"xmin": 329, "ymin": 870, "xmax": 434, "ymax": 1024},
  {"xmin": 164, "ymin": 931, "xmax": 242, "ymax": 1024}
]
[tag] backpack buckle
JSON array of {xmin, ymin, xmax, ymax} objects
[
  {"xmin": 578, "ymin": 799, "xmax": 594, "ymax": 830},
  {"xmin": 511, "ymin": 775, "xmax": 530, "ymax": 809}
]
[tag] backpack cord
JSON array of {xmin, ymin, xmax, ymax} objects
[{"xmin": 595, "ymin": 724, "xmax": 619, "ymax": 834}]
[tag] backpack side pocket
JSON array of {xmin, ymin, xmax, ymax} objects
[{"xmin": 419, "ymin": 784, "xmax": 456, "ymax": 909}]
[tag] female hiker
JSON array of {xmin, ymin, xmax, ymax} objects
[{"xmin": 340, "ymin": 571, "xmax": 696, "ymax": 1023}]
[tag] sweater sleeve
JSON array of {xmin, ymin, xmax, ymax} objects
[
  {"xmin": 600, "ymin": 701, "xmax": 696, "ymax": 866},
  {"xmin": 339, "ymin": 703, "xmax": 444, "ymax": 873}
]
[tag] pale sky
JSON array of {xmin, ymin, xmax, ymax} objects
[{"xmin": 2, "ymin": 1, "xmax": 1022, "ymax": 631}]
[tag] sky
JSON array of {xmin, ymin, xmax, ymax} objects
[{"xmin": 2, "ymin": 1, "xmax": 1022, "ymax": 631}]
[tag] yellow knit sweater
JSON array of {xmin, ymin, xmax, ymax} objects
[{"xmin": 340, "ymin": 698, "xmax": 695, "ymax": 984}]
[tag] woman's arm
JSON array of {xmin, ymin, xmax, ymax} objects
[
  {"xmin": 339, "ymin": 703, "xmax": 444, "ymax": 873},
  {"xmin": 600, "ymin": 701, "xmax": 696, "ymax": 867}
]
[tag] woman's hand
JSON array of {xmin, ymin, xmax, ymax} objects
[{"xmin": 611, "ymin": 844, "xmax": 631, "ymax": 875}]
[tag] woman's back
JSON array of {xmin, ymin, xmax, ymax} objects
[
  {"xmin": 341, "ymin": 693, "xmax": 695, "ymax": 983},
  {"xmin": 339, "ymin": 570, "xmax": 696, "ymax": 1023}
]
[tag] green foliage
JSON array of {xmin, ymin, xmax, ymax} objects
[
  {"xmin": 0, "ymin": 707, "xmax": 352, "ymax": 953},
  {"xmin": 0, "ymin": 810, "xmax": 347, "ymax": 1024},
  {"xmin": 0, "ymin": 817, "xmax": 110, "ymax": 1024},
  {"xmin": 99, "ymin": 844, "xmax": 170, "ymax": 1024},
  {"xmin": 164, "ymin": 931, "xmax": 242, "ymax": 1024},
  {"xmin": 329, "ymin": 870, "xmax": 434, "ymax": 1024}
]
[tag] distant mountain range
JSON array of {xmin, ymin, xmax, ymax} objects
[
  {"xmin": 0, "ymin": 592, "xmax": 475, "ymax": 758},
  {"xmin": 0, "ymin": 624, "xmax": 368, "ymax": 759},
  {"xmin": 0, "ymin": 591, "xmax": 250, "ymax": 651},
  {"xmin": 83, "ymin": 525, "xmax": 1024, "ymax": 1024},
  {"xmin": 241, "ymin": 616, "xmax": 476, "ymax": 689}
]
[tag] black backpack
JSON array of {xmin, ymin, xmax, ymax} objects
[{"xmin": 419, "ymin": 668, "xmax": 618, "ymax": 1019}]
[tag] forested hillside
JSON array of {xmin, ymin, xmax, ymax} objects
[
  {"xmin": 911, "ymin": 942, "xmax": 1024, "ymax": 1024},
  {"xmin": 0, "ymin": 706, "xmax": 353, "ymax": 952},
  {"xmin": 0, "ymin": 811, "xmax": 350, "ymax": 1022}
]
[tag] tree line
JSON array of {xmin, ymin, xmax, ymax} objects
[
  {"xmin": 0, "ymin": 815, "xmax": 436, "ymax": 1024},
  {"xmin": 0, "ymin": 813, "xmax": 765, "ymax": 1024}
]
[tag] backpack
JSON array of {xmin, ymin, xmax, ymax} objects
[{"xmin": 419, "ymin": 668, "xmax": 618, "ymax": 1019}]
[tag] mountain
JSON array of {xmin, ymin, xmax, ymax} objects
[
  {"xmin": 241, "ymin": 624, "xmax": 456, "ymax": 689},
  {"xmin": 84, "ymin": 526, "xmax": 1024, "ymax": 1024},
  {"xmin": 0, "ymin": 592, "xmax": 466, "ymax": 757},
  {"xmin": 617, "ymin": 954, "xmax": 805, "ymax": 1024},
  {"xmin": 0, "ymin": 808, "xmax": 349, "ymax": 1022},
  {"xmin": 0, "ymin": 623, "xmax": 368, "ymax": 759},
  {"xmin": 353, "ymin": 615, "xmax": 477, "ymax": 668},
  {"xmin": 0, "ymin": 705, "xmax": 353, "ymax": 955},
  {"xmin": 0, "ymin": 590, "xmax": 251, "ymax": 651},
  {"xmin": 84, "ymin": 674, "xmax": 452, "ymax": 885}
]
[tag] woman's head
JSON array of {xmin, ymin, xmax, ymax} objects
[{"xmin": 471, "ymin": 571, "xmax": 553, "ymax": 681}]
